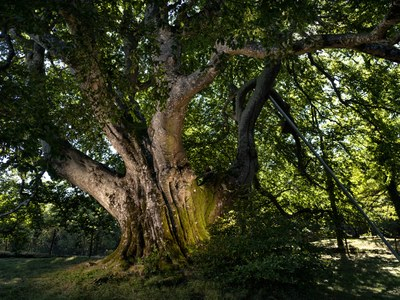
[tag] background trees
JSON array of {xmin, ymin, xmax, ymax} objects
[{"xmin": 0, "ymin": 175, "xmax": 119, "ymax": 256}]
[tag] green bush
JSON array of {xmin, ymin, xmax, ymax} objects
[{"xmin": 193, "ymin": 206, "xmax": 325, "ymax": 297}]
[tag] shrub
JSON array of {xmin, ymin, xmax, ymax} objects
[{"xmin": 193, "ymin": 206, "xmax": 325, "ymax": 297}]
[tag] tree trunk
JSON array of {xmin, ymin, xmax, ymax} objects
[
  {"xmin": 326, "ymin": 175, "xmax": 346, "ymax": 255},
  {"xmin": 49, "ymin": 137, "xmax": 222, "ymax": 267},
  {"xmin": 49, "ymin": 228, "xmax": 58, "ymax": 256},
  {"xmin": 388, "ymin": 175, "xmax": 400, "ymax": 221},
  {"xmin": 88, "ymin": 230, "xmax": 94, "ymax": 258}
]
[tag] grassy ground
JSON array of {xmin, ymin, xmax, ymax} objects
[
  {"xmin": 0, "ymin": 237, "xmax": 399, "ymax": 299},
  {"xmin": 312, "ymin": 237, "xmax": 400, "ymax": 299}
]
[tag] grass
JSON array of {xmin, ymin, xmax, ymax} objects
[
  {"xmin": 0, "ymin": 255, "xmax": 221, "ymax": 300},
  {"xmin": 311, "ymin": 237, "xmax": 400, "ymax": 299},
  {"xmin": 0, "ymin": 237, "xmax": 400, "ymax": 299}
]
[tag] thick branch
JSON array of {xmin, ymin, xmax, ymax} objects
[
  {"xmin": 232, "ymin": 62, "xmax": 281, "ymax": 185},
  {"xmin": 372, "ymin": 0, "xmax": 400, "ymax": 39},
  {"xmin": 235, "ymin": 78, "xmax": 257, "ymax": 122},
  {"xmin": 48, "ymin": 140, "xmax": 123, "ymax": 219},
  {"xmin": 155, "ymin": 26, "xmax": 224, "ymax": 111},
  {"xmin": 219, "ymin": 35, "xmax": 400, "ymax": 62},
  {"xmin": 150, "ymin": 46, "xmax": 224, "ymax": 168},
  {"xmin": 55, "ymin": 10, "xmax": 152, "ymax": 175},
  {"xmin": 218, "ymin": 2, "xmax": 400, "ymax": 62},
  {"xmin": 354, "ymin": 43, "xmax": 400, "ymax": 63},
  {"xmin": 168, "ymin": 54, "xmax": 222, "ymax": 111}
]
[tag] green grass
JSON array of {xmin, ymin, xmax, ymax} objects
[
  {"xmin": 311, "ymin": 237, "xmax": 400, "ymax": 299},
  {"xmin": 0, "ymin": 255, "xmax": 221, "ymax": 300},
  {"xmin": 0, "ymin": 238, "xmax": 400, "ymax": 300}
]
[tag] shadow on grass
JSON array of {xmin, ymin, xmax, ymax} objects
[
  {"xmin": 0, "ymin": 256, "xmax": 94, "ymax": 300},
  {"xmin": 313, "ymin": 256, "xmax": 400, "ymax": 299}
]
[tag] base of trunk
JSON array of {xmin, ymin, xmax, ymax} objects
[{"xmin": 101, "ymin": 177, "xmax": 226, "ymax": 270}]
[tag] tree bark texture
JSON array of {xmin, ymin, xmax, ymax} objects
[{"xmin": 49, "ymin": 138, "xmax": 221, "ymax": 265}]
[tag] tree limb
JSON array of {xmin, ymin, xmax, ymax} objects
[
  {"xmin": 354, "ymin": 43, "xmax": 400, "ymax": 63},
  {"xmin": 371, "ymin": 0, "xmax": 400, "ymax": 39},
  {"xmin": 235, "ymin": 78, "xmax": 257, "ymax": 122},
  {"xmin": 149, "ymin": 26, "xmax": 226, "ymax": 168},
  {"xmin": 48, "ymin": 140, "xmax": 124, "ymax": 219},
  {"xmin": 217, "ymin": 2, "xmax": 400, "ymax": 62},
  {"xmin": 232, "ymin": 62, "xmax": 281, "ymax": 185}
]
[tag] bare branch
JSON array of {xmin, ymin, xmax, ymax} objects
[
  {"xmin": 254, "ymin": 178, "xmax": 329, "ymax": 219},
  {"xmin": 216, "ymin": 42, "xmax": 269, "ymax": 59},
  {"xmin": 307, "ymin": 53, "xmax": 345, "ymax": 104}
]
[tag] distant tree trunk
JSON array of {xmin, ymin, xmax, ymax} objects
[
  {"xmin": 326, "ymin": 175, "xmax": 346, "ymax": 255},
  {"xmin": 88, "ymin": 230, "xmax": 94, "ymax": 258},
  {"xmin": 387, "ymin": 174, "xmax": 400, "ymax": 221},
  {"xmin": 94, "ymin": 232, "xmax": 99, "ymax": 257},
  {"xmin": 49, "ymin": 228, "xmax": 58, "ymax": 256}
]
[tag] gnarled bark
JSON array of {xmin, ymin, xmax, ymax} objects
[{"xmin": 49, "ymin": 139, "xmax": 221, "ymax": 266}]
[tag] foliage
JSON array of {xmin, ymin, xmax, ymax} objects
[
  {"xmin": 0, "ymin": 177, "xmax": 119, "ymax": 256},
  {"xmin": 193, "ymin": 198, "xmax": 325, "ymax": 297}
]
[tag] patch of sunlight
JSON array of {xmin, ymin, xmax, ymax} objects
[
  {"xmin": 65, "ymin": 256, "xmax": 77, "ymax": 261},
  {"xmin": 3, "ymin": 278, "xmax": 22, "ymax": 285},
  {"xmin": 382, "ymin": 266, "xmax": 400, "ymax": 276}
]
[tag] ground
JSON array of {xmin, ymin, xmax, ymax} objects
[{"xmin": 0, "ymin": 237, "xmax": 399, "ymax": 299}]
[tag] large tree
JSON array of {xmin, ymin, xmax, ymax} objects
[{"xmin": 1, "ymin": 0, "xmax": 400, "ymax": 265}]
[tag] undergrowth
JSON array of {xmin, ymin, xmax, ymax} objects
[{"xmin": 191, "ymin": 207, "xmax": 327, "ymax": 299}]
